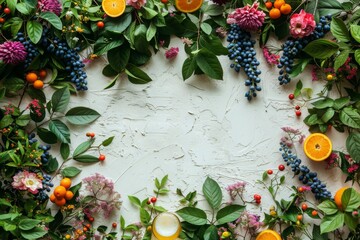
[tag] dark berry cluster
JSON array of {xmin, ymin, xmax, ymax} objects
[
  {"xmin": 16, "ymin": 32, "xmax": 39, "ymax": 69},
  {"xmin": 28, "ymin": 132, "xmax": 38, "ymax": 144},
  {"xmin": 36, "ymin": 174, "xmax": 53, "ymax": 201},
  {"xmin": 277, "ymin": 15, "xmax": 332, "ymax": 84},
  {"xmin": 38, "ymin": 144, "xmax": 51, "ymax": 164},
  {"xmin": 227, "ymin": 24, "xmax": 262, "ymax": 101},
  {"xmin": 279, "ymin": 142, "xmax": 332, "ymax": 200}
]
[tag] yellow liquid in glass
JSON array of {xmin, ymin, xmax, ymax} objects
[{"xmin": 152, "ymin": 212, "xmax": 181, "ymax": 240}]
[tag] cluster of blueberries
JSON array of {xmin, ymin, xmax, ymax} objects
[
  {"xmin": 277, "ymin": 15, "xmax": 332, "ymax": 84},
  {"xmin": 17, "ymin": 28, "xmax": 88, "ymax": 91},
  {"xmin": 279, "ymin": 142, "xmax": 332, "ymax": 200},
  {"xmin": 227, "ymin": 24, "xmax": 262, "ymax": 101}
]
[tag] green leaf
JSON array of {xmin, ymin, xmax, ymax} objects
[
  {"xmin": 160, "ymin": 175, "xmax": 168, "ymax": 188},
  {"xmin": 102, "ymin": 64, "xmax": 119, "ymax": 77},
  {"xmin": 199, "ymin": 35, "xmax": 228, "ymax": 56},
  {"xmin": 303, "ymin": 39, "xmax": 339, "ymax": 59},
  {"xmin": 73, "ymin": 154, "xmax": 99, "ymax": 163},
  {"xmin": 16, "ymin": 114, "xmax": 30, "ymax": 127},
  {"xmin": 312, "ymin": 225, "xmax": 328, "ymax": 240},
  {"xmin": 21, "ymin": 227, "xmax": 47, "ymax": 239},
  {"xmin": 331, "ymin": 17, "xmax": 350, "ymax": 42},
  {"xmin": 146, "ymin": 22, "xmax": 157, "ymax": 41},
  {"xmin": 49, "ymin": 120, "xmax": 71, "ymax": 144},
  {"xmin": 320, "ymin": 213, "xmax": 344, "ymax": 234},
  {"xmin": 346, "ymin": 133, "xmax": 360, "ymax": 162},
  {"xmin": 102, "ymin": 136, "xmax": 114, "ymax": 146},
  {"xmin": 203, "ymin": 225, "xmax": 218, "ymax": 240},
  {"xmin": 202, "ymin": 4, "xmax": 224, "ymax": 16},
  {"xmin": 200, "ymin": 22, "xmax": 212, "ymax": 35},
  {"xmin": 60, "ymin": 143, "xmax": 70, "ymax": 160},
  {"xmin": 317, "ymin": 200, "xmax": 338, "ymax": 215},
  {"xmin": 125, "ymin": 64, "xmax": 152, "ymax": 84},
  {"xmin": 182, "ymin": 57, "xmax": 197, "ymax": 80},
  {"xmin": 342, "ymin": 188, "xmax": 360, "ymax": 212},
  {"xmin": 176, "ymin": 207, "xmax": 207, "ymax": 225},
  {"xmin": 289, "ymin": 59, "xmax": 311, "ymax": 78},
  {"xmin": 128, "ymin": 196, "xmax": 141, "ymax": 207},
  {"xmin": 6, "ymin": 0, "xmax": 17, "ymax": 15},
  {"xmin": 344, "ymin": 212, "xmax": 357, "ymax": 231},
  {"xmin": 73, "ymin": 138, "xmax": 95, "ymax": 157},
  {"xmin": 37, "ymin": 127, "xmax": 58, "ymax": 144},
  {"xmin": 334, "ymin": 50, "xmax": 350, "ymax": 72},
  {"xmin": 39, "ymin": 12, "xmax": 62, "ymax": 30},
  {"xmin": 0, "ymin": 87, "xmax": 5, "ymax": 100},
  {"xmin": 140, "ymin": 208, "xmax": 150, "ymax": 224},
  {"xmin": 195, "ymin": 49, "xmax": 223, "ymax": 80},
  {"xmin": 26, "ymin": 20, "xmax": 43, "ymax": 44},
  {"xmin": 43, "ymin": 156, "xmax": 58, "ymax": 173},
  {"xmin": 350, "ymin": 25, "xmax": 360, "ymax": 43},
  {"xmin": 106, "ymin": 13, "xmax": 132, "ymax": 34},
  {"xmin": 65, "ymin": 107, "xmax": 100, "ymax": 125},
  {"xmin": 355, "ymin": 49, "xmax": 360, "ymax": 66},
  {"xmin": 19, "ymin": 219, "xmax": 41, "ymax": 230},
  {"xmin": 333, "ymin": 97, "xmax": 350, "ymax": 110},
  {"xmin": 202, "ymin": 177, "xmax": 222, "ymax": 209},
  {"xmin": 0, "ymin": 115, "xmax": 13, "ymax": 128},
  {"xmin": 321, "ymin": 108, "xmax": 335, "ymax": 123},
  {"xmin": 51, "ymin": 87, "xmax": 70, "ymax": 113},
  {"xmin": 61, "ymin": 166, "xmax": 81, "ymax": 178},
  {"xmin": 141, "ymin": 7, "xmax": 157, "ymax": 19},
  {"xmin": 216, "ymin": 205, "xmax": 245, "ymax": 225},
  {"xmin": 3, "ymin": 77, "xmax": 25, "ymax": 92},
  {"xmin": 16, "ymin": 2, "xmax": 32, "ymax": 15},
  {"xmin": 312, "ymin": 98, "xmax": 334, "ymax": 109},
  {"xmin": 94, "ymin": 37, "xmax": 123, "ymax": 56},
  {"xmin": 107, "ymin": 44, "xmax": 130, "ymax": 72},
  {"xmin": 340, "ymin": 107, "xmax": 360, "ymax": 128}
]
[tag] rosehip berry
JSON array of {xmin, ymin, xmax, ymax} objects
[
  {"xmin": 295, "ymin": 105, "xmax": 300, "ymax": 110},
  {"xmin": 150, "ymin": 197, "xmax": 157, "ymax": 203},
  {"xmin": 312, "ymin": 210, "xmax": 318, "ymax": 216},
  {"xmin": 288, "ymin": 93, "xmax": 295, "ymax": 100},
  {"xmin": 161, "ymin": 0, "xmax": 168, "ymax": 3},
  {"xmin": 97, "ymin": 21, "xmax": 104, "ymax": 29},
  {"xmin": 267, "ymin": 169, "xmax": 273, "ymax": 175},
  {"xmin": 298, "ymin": 187, "xmax": 304, "ymax": 193},
  {"xmin": 112, "ymin": 222, "xmax": 117, "ymax": 228},
  {"xmin": 278, "ymin": 164, "xmax": 285, "ymax": 171},
  {"xmin": 297, "ymin": 214, "xmax": 303, "ymax": 221},
  {"xmin": 89, "ymin": 132, "xmax": 95, "ymax": 138},
  {"xmin": 301, "ymin": 203, "xmax": 308, "ymax": 211},
  {"xmin": 254, "ymin": 194, "xmax": 261, "ymax": 200},
  {"xmin": 98, "ymin": 154, "xmax": 105, "ymax": 161},
  {"xmin": 295, "ymin": 110, "xmax": 301, "ymax": 117},
  {"xmin": 3, "ymin": 8, "xmax": 10, "ymax": 14},
  {"xmin": 255, "ymin": 199, "xmax": 261, "ymax": 204}
]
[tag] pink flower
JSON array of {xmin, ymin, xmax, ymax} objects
[
  {"xmin": 165, "ymin": 47, "xmax": 179, "ymax": 59},
  {"xmin": 12, "ymin": 170, "xmax": 43, "ymax": 194},
  {"xmin": 348, "ymin": 164, "xmax": 359, "ymax": 173},
  {"xmin": 27, "ymin": 99, "xmax": 42, "ymax": 117},
  {"xmin": 326, "ymin": 152, "xmax": 339, "ymax": 169},
  {"xmin": 227, "ymin": 2, "xmax": 265, "ymax": 31},
  {"xmin": 0, "ymin": 41, "xmax": 27, "ymax": 64},
  {"xmin": 126, "ymin": 0, "xmax": 146, "ymax": 9},
  {"xmin": 38, "ymin": 0, "xmax": 62, "ymax": 15},
  {"xmin": 262, "ymin": 47, "xmax": 280, "ymax": 65},
  {"xmin": 289, "ymin": 10, "xmax": 316, "ymax": 38}
]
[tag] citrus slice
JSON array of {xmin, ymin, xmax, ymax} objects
[
  {"xmin": 102, "ymin": 0, "xmax": 126, "ymax": 18},
  {"xmin": 303, "ymin": 133, "xmax": 332, "ymax": 161},
  {"xmin": 175, "ymin": 0, "xmax": 203, "ymax": 13},
  {"xmin": 256, "ymin": 229, "xmax": 281, "ymax": 240}
]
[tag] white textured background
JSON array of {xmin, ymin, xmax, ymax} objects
[{"xmin": 54, "ymin": 38, "xmax": 348, "ymax": 233}]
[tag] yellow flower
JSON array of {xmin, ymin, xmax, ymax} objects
[{"xmin": 222, "ymin": 231, "xmax": 231, "ymax": 238}]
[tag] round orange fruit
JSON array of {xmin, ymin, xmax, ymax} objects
[
  {"xmin": 54, "ymin": 186, "xmax": 67, "ymax": 199},
  {"xmin": 256, "ymin": 229, "xmax": 281, "ymax": 240},
  {"xmin": 175, "ymin": 0, "xmax": 203, "ymax": 13},
  {"xmin": 334, "ymin": 187, "xmax": 349, "ymax": 210},
  {"xmin": 26, "ymin": 72, "xmax": 38, "ymax": 83},
  {"xmin": 54, "ymin": 197, "xmax": 66, "ymax": 206},
  {"xmin": 280, "ymin": 3, "xmax": 292, "ymax": 15},
  {"xmin": 303, "ymin": 133, "xmax": 332, "ymax": 161},
  {"xmin": 265, "ymin": 1, "xmax": 273, "ymax": 9},
  {"xmin": 49, "ymin": 194, "xmax": 56, "ymax": 203},
  {"xmin": 65, "ymin": 190, "xmax": 74, "ymax": 201},
  {"xmin": 269, "ymin": 8, "xmax": 281, "ymax": 19},
  {"xmin": 60, "ymin": 178, "xmax": 72, "ymax": 189},
  {"xmin": 33, "ymin": 80, "xmax": 44, "ymax": 89},
  {"xmin": 102, "ymin": 0, "xmax": 126, "ymax": 18},
  {"xmin": 38, "ymin": 69, "xmax": 47, "ymax": 79},
  {"xmin": 274, "ymin": 0, "xmax": 285, "ymax": 9}
]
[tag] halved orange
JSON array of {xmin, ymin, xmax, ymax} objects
[
  {"xmin": 175, "ymin": 0, "xmax": 203, "ymax": 13},
  {"xmin": 256, "ymin": 229, "xmax": 281, "ymax": 240},
  {"xmin": 102, "ymin": 0, "xmax": 126, "ymax": 18},
  {"xmin": 303, "ymin": 133, "xmax": 332, "ymax": 161}
]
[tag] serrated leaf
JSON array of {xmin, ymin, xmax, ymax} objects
[
  {"xmin": 340, "ymin": 107, "xmax": 360, "ymax": 128},
  {"xmin": 202, "ymin": 177, "xmax": 222, "ymax": 209},
  {"xmin": 26, "ymin": 21, "xmax": 42, "ymax": 44},
  {"xmin": 346, "ymin": 133, "xmax": 360, "ymax": 162}
]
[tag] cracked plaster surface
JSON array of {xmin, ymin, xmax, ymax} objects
[{"xmin": 60, "ymin": 39, "xmax": 348, "ymax": 227}]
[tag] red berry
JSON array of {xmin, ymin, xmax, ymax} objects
[
  {"xmin": 298, "ymin": 187, "xmax": 304, "ymax": 193},
  {"xmin": 150, "ymin": 197, "xmax": 157, "ymax": 203},
  {"xmin": 147, "ymin": 200, "xmax": 151, "ymax": 205},
  {"xmin": 112, "ymin": 222, "xmax": 117, "ymax": 228},
  {"xmin": 288, "ymin": 93, "xmax": 295, "ymax": 100},
  {"xmin": 312, "ymin": 210, "xmax": 318, "ymax": 216},
  {"xmin": 0, "ymin": 18, "xmax": 5, "ymax": 23},
  {"xmin": 89, "ymin": 217, "xmax": 94, "ymax": 222},
  {"xmin": 301, "ymin": 203, "xmax": 308, "ymax": 211},
  {"xmin": 89, "ymin": 132, "xmax": 95, "ymax": 138},
  {"xmin": 97, "ymin": 21, "xmax": 104, "ymax": 29},
  {"xmin": 295, "ymin": 105, "xmax": 300, "ymax": 110},
  {"xmin": 254, "ymin": 194, "xmax": 261, "ymax": 200},
  {"xmin": 3, "ymin": 7, "xmax": 10, "ymax": 14},
  {"xmin": 98, "ymin": 154, "xmax": 105, "ymax": 161},
  {"xmin": 161, "ymin": 0, "xmax": 168, "ymax": 3},
  {"xmin": 267, "ymin": 169, "xmax": 273, "ymax": 175},
  {"xmin": 255, "ymin": 199, "xmax": 261, "ymax": 204},
  {"xmin": 278, "ymin": 164, "xmax": 285, "ymax": 171},
  {"xmin": 295, "ymin": 110, "xmax": 301, "ymax": 117}
]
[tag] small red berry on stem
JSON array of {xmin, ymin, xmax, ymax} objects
[
  {"xmin": 267, "ymin": 169, "xmax": 273, "ymax": 175},
  {"xmin": 112, "ymin": 222, "xmax": 117, "ymax": 228},
  {"xmin": 97, "ymin": 21, "xmax": 105, "ymax": 29},
  {"xmin": 89, "ymin": 217, "xmax": 94, "ymax": 222},
  {"xmin": 288, "ymin": 93, "xmax": 295, "ymax": 100},
  {"xmin": 0, "ymin": 18, "xmax": 5, "ymax": 23},
  {"xmin": 98, "ymin": 154, "xmax": 106, "ymax": 161},
  {"xmin": 253, "ymin": 194, "xmax": 261, "ymax": 201},
  {"xmin": 150, "ymin": 197, "xmax": 157, "ymax": 203},
  {"xmin": 278, "ymin": 164, "xmax": 285, "ymax": 171},
  {"xmin": 295, "ymin": 110, "xmax": 301, "ymax": 117},
  {"xmin": 295, "ymin": 105, "xmax": 300, "ymax": 110},
  {"xmin": 255, "ymin": 199, "xmax": 261, "ymax": 204},
  {"xmin": 161, "ymin": 0, "xmax": 169, "ymax": 3},
  {"xmin": 301, "ymin": 203, "xmax": 308, "ymax": 211},
  {"xmin": 3, "ymin": 7, "xmax": 11, "ymax": 14},
  {"xmin": 298, "ymin": 187, "xmax": 304, "ymax": 193},
  {"xmin": 312, "ymin": 210, "xmax": 318, "ymax": 216}
]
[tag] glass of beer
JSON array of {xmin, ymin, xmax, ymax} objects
[{"xmin": 152, "ymin": 212, "xmax": 182, "ymax": 240}]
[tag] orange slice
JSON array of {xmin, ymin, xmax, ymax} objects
[
  {"xmin": 256, "ymin": 230, "xmax": 282, "ymax": 240},
  {"xmin": 102, "ymin": 0, "xmax": 126, "ymax": 18},
  {"xmin": 175, "ymin": 0, "xmax": 203, "ymax": 13},
  {"xmin": 303, "ymin": 133, "xmax": 332, "ymax": 161}
]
